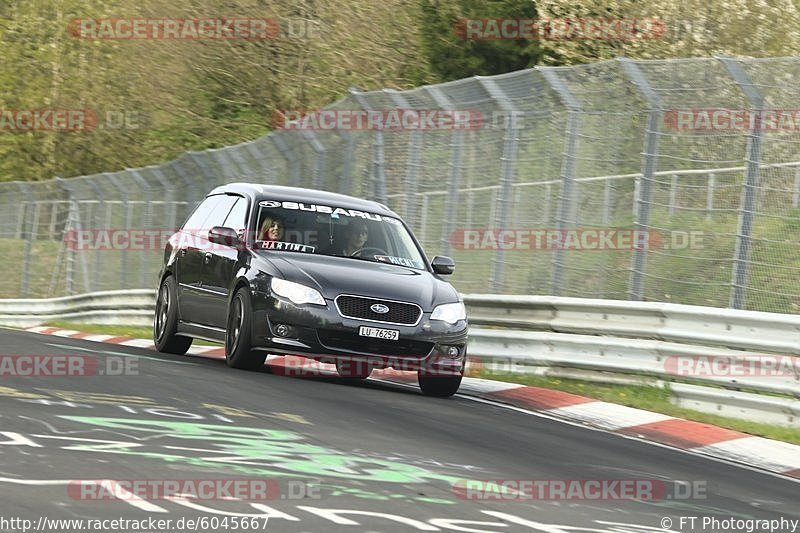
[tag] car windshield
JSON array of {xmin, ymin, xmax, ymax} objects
[{"xmin": 254, "ymin": 200, "xmax": 427, "ymax": 270}]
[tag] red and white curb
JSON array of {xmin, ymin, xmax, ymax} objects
[{"xmin": 25, "ymin": 325, "xmax": 800, "ymax": 480}]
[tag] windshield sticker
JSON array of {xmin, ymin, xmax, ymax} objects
[
  {"xmin": 255, "ymin": 241, "xmax": 316, "ymax": 253},
  {"xmin": 374, "ymin": 255, "xmax": 423, "ymax": 268},
  {"xmin": 259, "ymin": 200, "xmax": 394, "ymax": 222}
]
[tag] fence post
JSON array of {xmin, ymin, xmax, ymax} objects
[
  {"xmin": 424, "ymin": 85, "xmax": 467, "ymax": 260},
  {"xmin": 126, "ymin": 169, "xmax": 156, "ymax": 289},
  {"xmin": 271, "ymin": 135, "xmax": 301, "ymax": 187},
  {"xmin": 619, "ymin": 58, "xmax": 663, "ymax": 302},
  {"xmin": 350, "ymin": 89, "xmax": 387, "ymax": 204},
  {"xmin": 187, "ymin": 152, "xmax": 221, "ymax": 192},
  {"xmin": 55, "ymin": 177, "xmax": 91, "ymax": 295},
  {"xmin": 719, "ymin": 56, "xmax": 764, "ymax": 310},
  {"xmin": 540, "ymin": 67, "xmax": 582, "ymax": 296},
  {"xmin": 336, "ymin": 130, "xmax": 355, "ymax": 196},
  {"xmin": 707, "ymin": 172, "xmax": 716, "ymax": 220},
  {"xmin": 170, "ymin": 159, "xmax": 201, "ymax": 206},
  {"xmin": 105, "ymin": 173, "xmax": 131, "ymax": 289},
  {"xmin": 143, "ymin": 167, "xmax": 178, "ymax": 232},
  {"xmin": 387, "ymin": 90, "xmax": 422, "ymax": 221},
  {"xmin": 792, "ymin": 167, "xmax": 800, "ymax": 209},
  {"xmin": 476, "ymin": 78, "xmax": 520, "ymax": 293},
  {"xmin": 669, "ymin": 174, "xmax": 678, "ymax": 216},
  {"xmin": 602, "ymin": 178, "xmax": 612, "ymax": 225},
  {"xmin": 16, "ymin": 183, "xmax": 35, "ymax": 297},
  {"xmin": 303, "ymin": 131, "xmax": 327, "ymax": 190}
]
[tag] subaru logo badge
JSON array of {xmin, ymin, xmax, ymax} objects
[{"xmin": 370, "ymin": 303, "xmax": 390, "ymax": 314}]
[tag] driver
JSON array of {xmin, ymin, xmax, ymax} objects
[{"xmin": 336, "ymin": 220, "xmax": 369, "ymax": 256}]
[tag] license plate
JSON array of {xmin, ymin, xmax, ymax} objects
[{"xmin": 358, "ymin": 326, "xmax": 399, "ymax": 340}]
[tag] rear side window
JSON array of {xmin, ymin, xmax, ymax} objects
[
  {"xmin": 183, "ymin": 196, "xmax": 224, "ymax": 232},
  {"xmin": 203, "ymin": 195, "xmax": 238, "ymax": 231},
  {"xmin": 223, "ymin": 196, "xmax": 248, "ymax": 231}
]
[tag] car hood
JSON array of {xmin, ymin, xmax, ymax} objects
[{"xmin": 254, "ymin": 252, "xmax": 458, "ymax": 310}]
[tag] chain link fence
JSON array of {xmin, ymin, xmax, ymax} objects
[{"xmin": 3, "ymin": 56, "xmax": 800, "ymax": 314}]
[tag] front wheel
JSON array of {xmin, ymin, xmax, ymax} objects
[
  {"xmin": 153, "ymin": 276, "xmax": 192, "ymax": 355},
  {"xmin": 225, "ymin": 287, "xmax": 267, "ymax": 371},
  {"xmin": 418, "ymin": 373, "xmax": 462, "ymax": 397}
]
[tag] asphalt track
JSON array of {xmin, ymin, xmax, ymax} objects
[{"xmin": 0, "ymin": 327, "xmax": 798, "ymax": 533}]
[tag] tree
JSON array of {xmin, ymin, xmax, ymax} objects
[{"xmin": 418, "ymin": 0, "xmax": 557, "ymax": 81}]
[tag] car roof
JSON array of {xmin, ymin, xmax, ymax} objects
[{"xmin": 208, "ymin": 183, "xmax": 398, "ymax": 217}]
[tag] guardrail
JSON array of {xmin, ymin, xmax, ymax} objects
[
  {"xmin": 1, "ymin": 291, "xmax": 798, "ymax": 426},
  {"xmin": 0, "ymin": 289, "xmax": 156, "ymax": 327}
]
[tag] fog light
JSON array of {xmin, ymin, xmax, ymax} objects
[
  {"xmin": 275, "ymin": 324, "xmax": 293, "ymax": 337},
  {"xmin": 445, "ymin": 345, "xmax": 461, "ymax": 358}
]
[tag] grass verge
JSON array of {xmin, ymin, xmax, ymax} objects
[{"xmin": 475, "ymin": 371, "xmax": 800, "ymax": 446}]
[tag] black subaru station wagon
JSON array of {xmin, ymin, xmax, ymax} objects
[{"xmin": 154, "ymin": 183, "xmax": 468, "ymax": 397}]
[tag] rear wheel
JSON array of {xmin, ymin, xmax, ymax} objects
[
  {"xmin": 153, "ymin": 276, "xmax": 192, "ymax": 355},
  {"xmin": 225, "ymin": 287, "xmax": 267, "ymax": 371}
]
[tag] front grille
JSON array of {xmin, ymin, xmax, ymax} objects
[
  {"xmin": 317, "ymin": 330, "xmax": 434, "ymax": 358},
  {"xmin": 335, "ymin": 295, "xmax": 422, "ymax": 326}
]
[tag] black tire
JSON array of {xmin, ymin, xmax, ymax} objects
[
  {"xmin": 154, "ymin": 275, "xmax": 193, "ymax": 355},
  {"xmin": 335, "ymin": 359, "xmax": 372, "ymax": 380},
  {"xmin": 225, "ymin": 287, "xmax": 267, "ymax": 370},
  {"xmin": 418, "ymin": 374, "xmax": 462, "ymax": 397}
]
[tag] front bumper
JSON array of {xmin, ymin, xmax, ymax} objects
[{"xmin": 251, "ymin": 291, "xmax": 468, "ymax": 375}]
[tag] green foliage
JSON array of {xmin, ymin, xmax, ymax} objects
[
  {"xmin": 2, "ymin": 0, "xmax": 800, "ymax": 183},
  {"xmin": 418, "ymin": 0, "xmax": 556, "ymax": 81}
]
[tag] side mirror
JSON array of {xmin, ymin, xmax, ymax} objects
[
  {"xmin": 208, "ymin": 226, "xmax": 240, "ymax": 247},
  {"xmin": 431, "ymin": 255, "xmax": 455, "ymax": 275}
]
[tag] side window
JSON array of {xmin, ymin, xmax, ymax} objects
[
  {"xmin": 222, "ymin": 197, "xmax": 248, "ymax": 231},
  {"xmin": 202, "ymin": 195, "xmax": 238, "ymax": 231},
  {"xmin": 182, "ymin": 196, "xmax": 223, "ymax": 232}
]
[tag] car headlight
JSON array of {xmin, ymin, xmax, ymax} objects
[
  {"xmin": 270, "ymin": 278, "xmax": 325, "ymax": 306},
  {"xmin": 430, "ymin": 301, "xmax": 466, "ymax": 324}
]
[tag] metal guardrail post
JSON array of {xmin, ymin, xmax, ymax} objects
[
  {"xmin": 719, "ymin": 57, "xmax": 764, "ymax": 310},
  {"xmin": 425, "ymin": 85, "xmax": 465, "ymax": 259},
  {"xmin": 540, "ymin": 68, "xmax": 582, "ymax": 296},
  {"xmin": 477, "ymin": 78, "xmax": 520, "ymax": 293},
  {"xmin": 350, "ymin": 89, "xmax": 387, "ymax": 203},
  {"xmin": 619, "ymin": 58, "xmax": 663, "ymax": 302}
]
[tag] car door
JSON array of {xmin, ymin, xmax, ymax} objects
[
  {"xmin": 199, "ymin": 195, "xmax": 249, "ymax": 329},
  {"xmin": 175, "ymin": 195, "xmax": 226, "ymax": 323}
]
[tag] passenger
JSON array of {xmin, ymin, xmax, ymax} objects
[{"xmin": 259, "ymin": 215, "xmax": 285, "ymax": 241}]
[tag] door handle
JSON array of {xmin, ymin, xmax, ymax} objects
[{"xmin": 204, "ymin": 252, "xmax": 212, "ymax": 264}]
